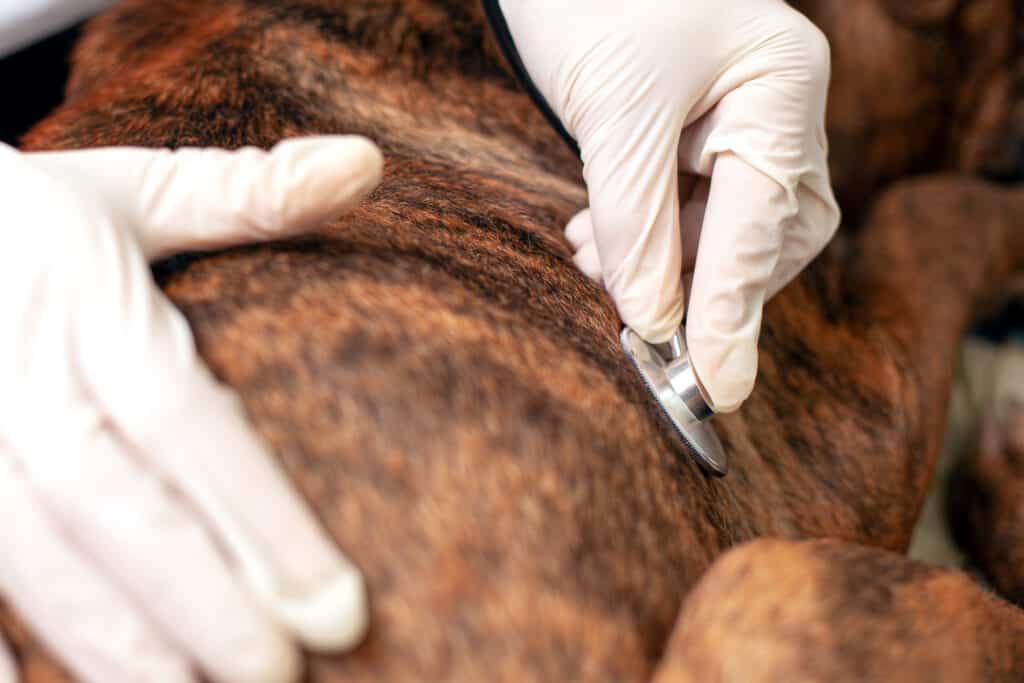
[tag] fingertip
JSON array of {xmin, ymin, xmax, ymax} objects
[
  {"xmin": 0, "ymin": 640, "xmax": 16, "ymax": 683},
  {"xmin": 216, "ymin": 628, "xmax": 302, "ymax": 683},
  {"xmin": 564, "ymin": 209, "xmax": 593, "ymax": 251},
  {"xmin": 265, "ymin": 566, "xmax": 369, "ymax": 653},
  {"xmin": 686, "ymin": 328, "xmax": 758, "ymax": 413},
  {"xmin": 253, "ymin": 636, "xmax": 302, "ymax": 683},
  {"xmin": 273, "ymin": 134, "xmax": 383, "ymax": 186},
  {"xmin": 316, "ymin": 135, "xmax": 384, "ymax": 188},
  {"xmin": 620, "ymin": 293, "xmax": 685, "ymax": 346},
  {"xmin": 564, "ymin": 209, "xmax": 605, "ymax": 282},
  {"xmin": 571, "ymin": 240, "xmax": 604, "ymax": 284},
  {"xmin": 268, "ymin": 135, "xmax": 383, "ymax": 233}
]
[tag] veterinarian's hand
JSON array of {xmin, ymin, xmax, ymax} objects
[
  {"xmin": 501, "ymin": 0, "xmax": 841, "ymax": 411},
  {"xmin": 0, "ymin": 137, "xmax": 382, "ymax": 683}
]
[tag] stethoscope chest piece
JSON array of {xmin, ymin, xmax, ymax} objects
[{"xmin": 620, "ymin": 326, "xmax": 728, "ymax": 477}]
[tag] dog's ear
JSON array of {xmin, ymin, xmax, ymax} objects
[{"xmin": 880, "ymin": 0, "xmax": 958, "ymax": 27}]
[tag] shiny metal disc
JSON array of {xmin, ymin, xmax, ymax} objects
[{"xmin": 621, "ymin": 326, "xmax": 728, "ymax": 477}]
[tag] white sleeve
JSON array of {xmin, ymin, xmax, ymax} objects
[{"xmin": 0, "ymin": 0, "xmax": 117, "ymax": 58}]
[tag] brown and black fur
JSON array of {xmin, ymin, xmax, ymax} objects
[
  {"xmin": 951, "ymin": 403, "xmax": 1024, "ymax": 607},
  {"xmin": 5, "ymin": 0, "xmax": 1024, "ymax": 680}
]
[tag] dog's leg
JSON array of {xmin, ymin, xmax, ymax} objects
[
  {"xmin": 950, "ymin": 344, "xmax": 1024, "ymax": 604},
  {"xmin": 649, "ymin": 538, "xmax": 1024, "ymax": 683},
  {"xmin": 825, "ymin": 175, "xmax": 1024, "ymax": 535}
]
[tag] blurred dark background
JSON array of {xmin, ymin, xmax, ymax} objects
[{"xmin": 0, "ymin": 24, "xmax": 81, "ymax": 146}]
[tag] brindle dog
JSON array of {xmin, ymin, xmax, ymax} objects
[{"xmin": 5, "ymin": 0, "xmax": 1024, "ymax": 681}]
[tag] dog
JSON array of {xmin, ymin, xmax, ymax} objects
[{"xmin": 5, "ymin": 1, "xmax": 1024, "ymax": 680}]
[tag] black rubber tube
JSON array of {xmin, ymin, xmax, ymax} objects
[{"xmin": 480, "ymin": 0, "xmax": 581, "ymax": 157}]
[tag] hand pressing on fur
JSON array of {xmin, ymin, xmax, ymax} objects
[
  {"xmin": 0, "ymin": 137, "xmax": 382, "ymax": 683},
  {"xmin": 498, "ymin": 0, "xmax": 841, "ymax": 411}
]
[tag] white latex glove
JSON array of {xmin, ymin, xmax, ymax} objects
[
  {"xmin": 0, "ymin": 136, "xmax": 383, "ymax": 683},
  {"xmin": 501, "ymin": 0, "xmax": 841, "ymax": 412}
]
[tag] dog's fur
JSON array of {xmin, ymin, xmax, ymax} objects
[
  {"xmin": 5, "ymin": 1, "xmax": 1024, "ymax": 680},
  {"xmin": 952, "ymin": 404, "xmax": 1024, "ymax": 607},
  {"xmin": 792, "ymin": 0, "xmax": 1022, "ymax": 216}
]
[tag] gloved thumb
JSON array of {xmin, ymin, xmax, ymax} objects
[
  {"xmin": 26, "ymin": 136, "xmax": 383, "ymax": 261},
  {"xmin": 686, "ymin": 153, "xmax": 788, "ymax": 413}
]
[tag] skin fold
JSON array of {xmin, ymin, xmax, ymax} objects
[{"xmin": 5, "ymin": 0, "xmax": 1024, "ymax": 680}]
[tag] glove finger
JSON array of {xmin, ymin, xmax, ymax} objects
[
  {"xmin": 0, "ymin": 449, "xmax": 194, "ymax": 683},
  {"xmin": 30, "ymin": 196, "xmax": 368, "ymax": 656},
  {"xmin": 3, "ymin": 148, "xmax": 365, "ymax": 656},
  {"xmin": 141, "ymin": 367, "xmax": 368, "ymax": 654},
  {"xmin": 564, "ymin": 209, "xmax": 603, "ymax": 283},
  {"xmin": 22, "ymin": 420, "xmax": 301, "ymax": 683},
  {"xmin": 136, "ymin": 365, "xmax": 368, "ymax": 653},
  {"xmin": 67, "ymin": 224, "xmax": 366, "ymax": 652},
  {"xmin": 687, "ymin": 153, "xmax": 788, "ymax": 413},
  {"xmin": 25, "ymin": 136, "xmax": 383, "ymax": 261},
  {"xmin": 564, "ymin": 208, "xmax": 593, "ymax": 253},
  {"xmin": 0, "ymin": 638, "xmax": 16, "ymax": 683},
  {"xmin": 765, "ymin": 182, "xmax": 840, "ymax": 300},
  {"xmin": 568, "ymin": 178, "xmax": 708, "ymax": 299},
  {"xmin": 574, "ymin": 240, "xmax": 604, "ymax": 285},
  {"xmin": 580, "ymin": 108, "xmax": 685, "ymax": 343}
]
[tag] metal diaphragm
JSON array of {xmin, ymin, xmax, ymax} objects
[{"xmin": 621, "ymin": 326, "xmax": 728, "ymax": 476}]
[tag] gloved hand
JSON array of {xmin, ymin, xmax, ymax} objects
[
  {"xmin": 0, "ymin": 136, "xmax": 382, "ymax": 683},
  {"xmin": 500, "ymin": 0, "xmax": 841, "ymax": 411}
]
